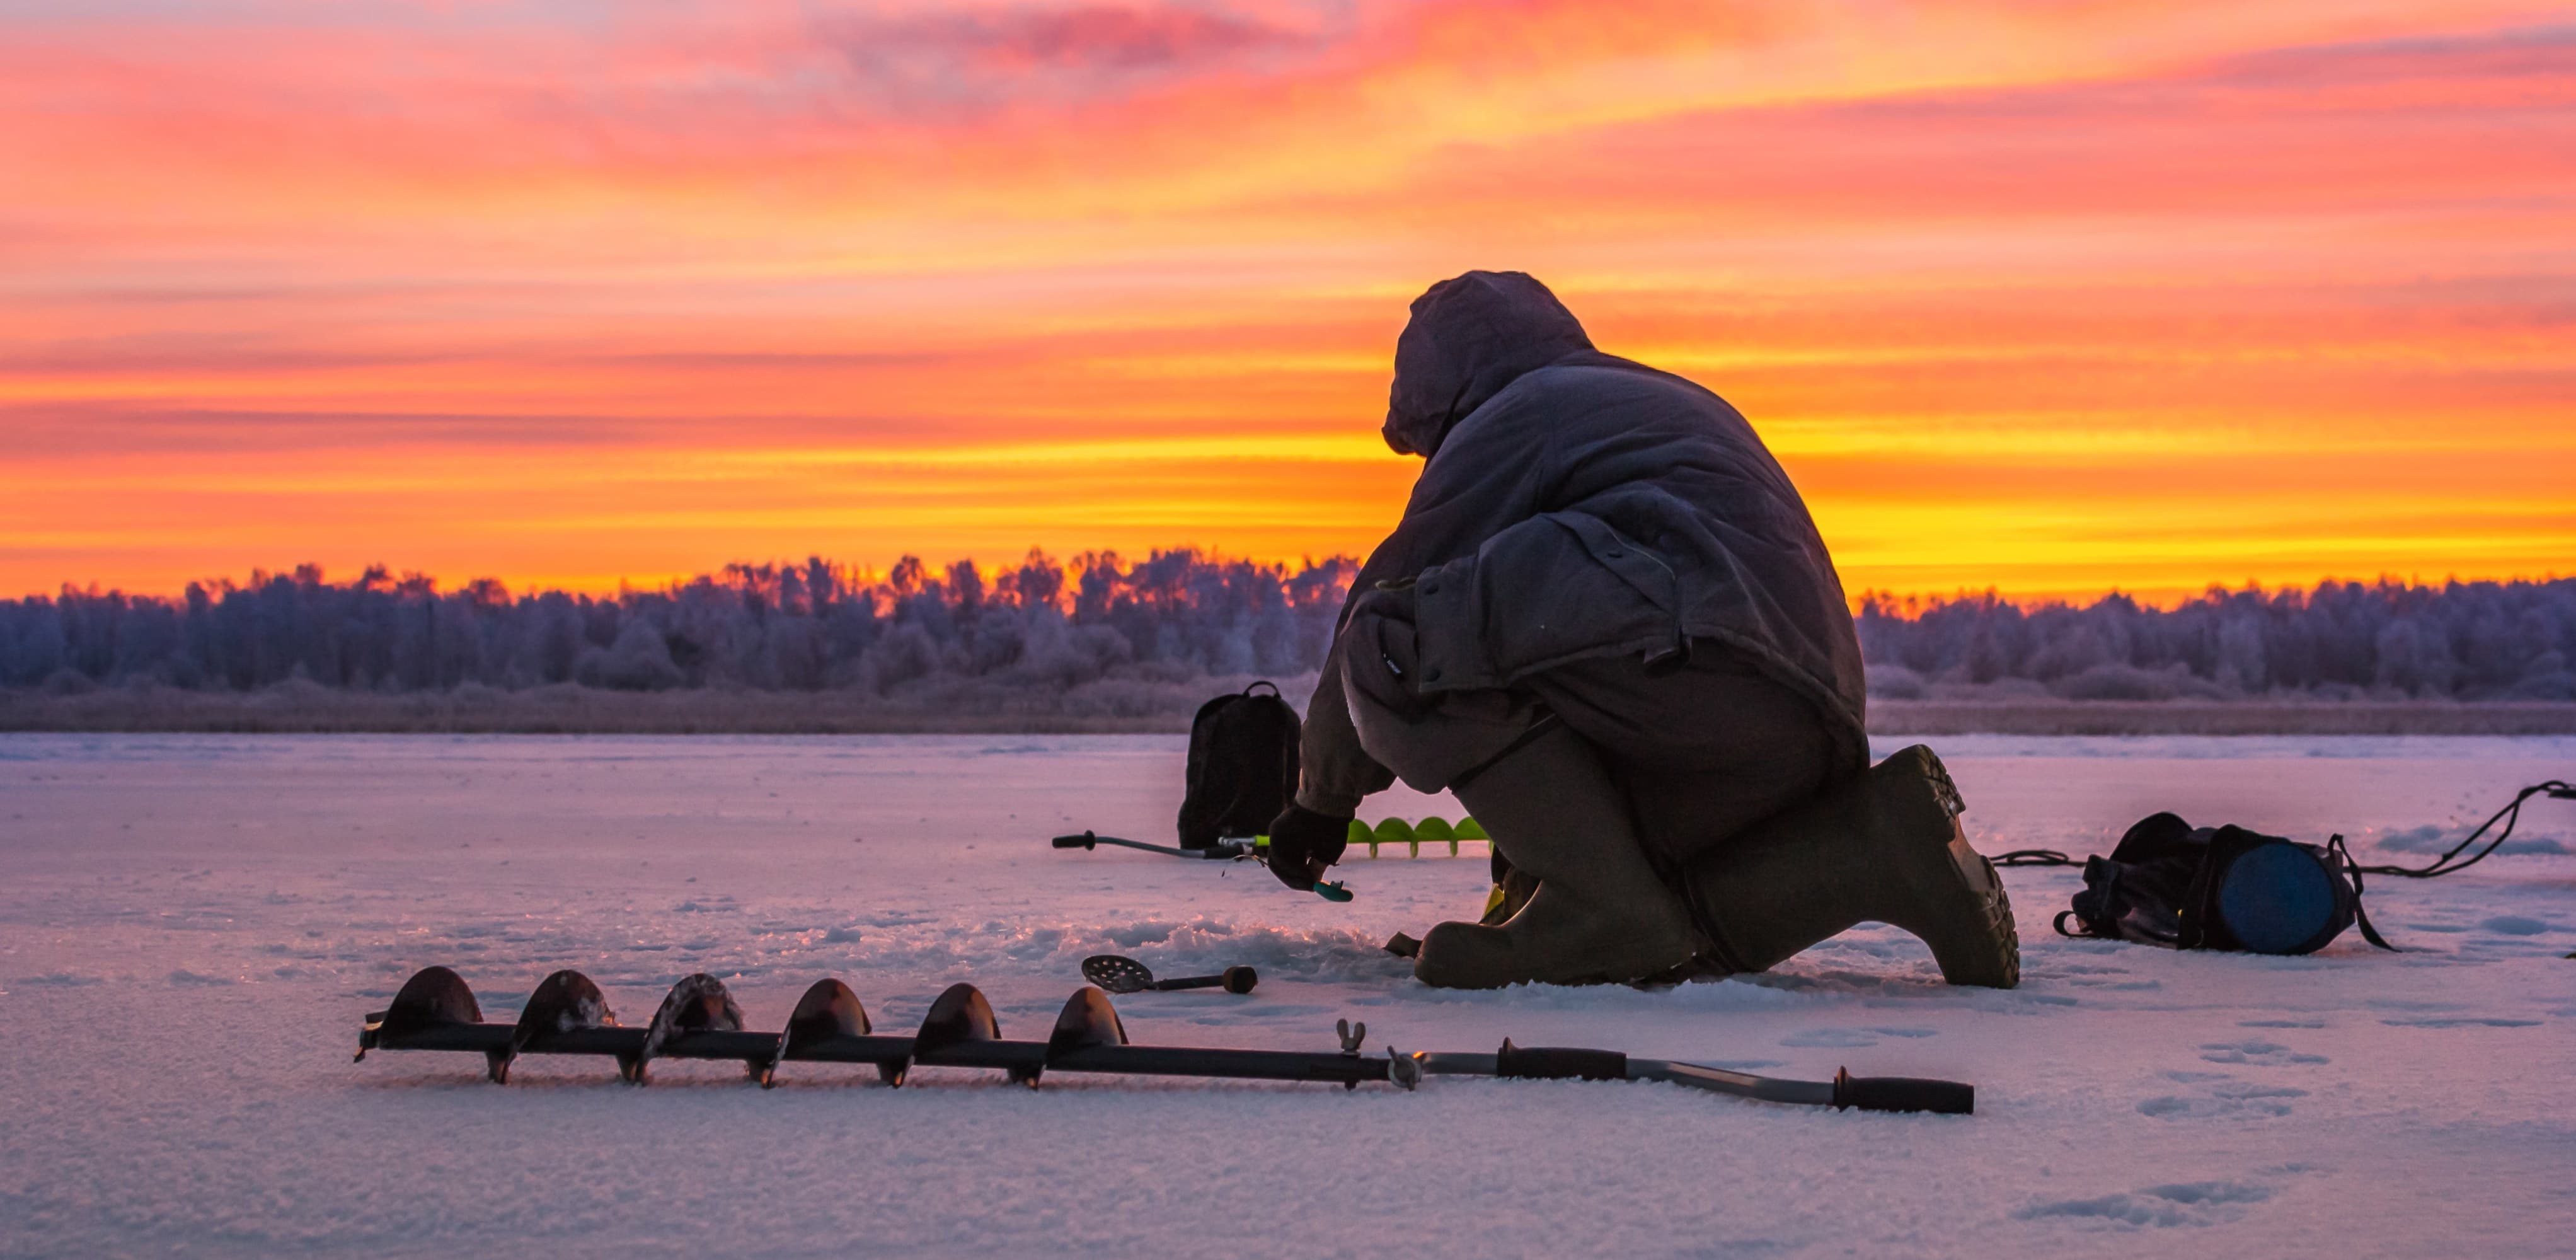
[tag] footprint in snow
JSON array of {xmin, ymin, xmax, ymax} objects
[
  {"xmin": 1778, "ymin": 1026, "xmax": 1938, "ymax": 1048},
  {"xmin": 2017, "ymin": 1177, "xmax": 2276, "ymax": 1228},
  {"xmin": 2478, "ymin": 916, "xmax": 2551, "ymax": 936},
  {"xmin": 2136, "ymin": 1082, "xmax": 2307, "ymax": 1120},
  {"xmin": 2197, "ymin": 1039, "xmax": 2329, "ymax": 1066},
  {"xmin": 2378, "ymin": 1016, "xmax": 2543, "ymax": 1029}
]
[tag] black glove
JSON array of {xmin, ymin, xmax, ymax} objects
[{"xmin": 1265, "ymin": 804, "xmax": 1351, "ymax": 891}]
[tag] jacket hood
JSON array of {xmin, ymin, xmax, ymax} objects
[{"xmin": 1383, "ymin": 270, "xmax": 1593, "ymax": 458}]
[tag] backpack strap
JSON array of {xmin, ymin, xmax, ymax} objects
[
  {"xmin": 2327, "ymin": 834, "xmax": 2400, "ymax": 952},
  {"xmin": 1245, "ymin": 679, "xmax": 1280, "ymax": 698},
  {"xmin": 2052, "ymin": 855, "xmax": 2134, "ymax": 941},
  {"xmin": 2006, "ymin": 846, "xmax": 2114, "ymax": 942},
  {"xmin": 2346, "ymin": 780, "xmax": 2574, "ymax": 880}
]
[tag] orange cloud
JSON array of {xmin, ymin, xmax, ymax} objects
[{"xmin": 1, "ymin": 2, "xmax": 2570, "ymax": 602}]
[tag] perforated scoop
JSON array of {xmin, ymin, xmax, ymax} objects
[{"xmin": 1081, "ymin": 954, "xmax": 1258, "ymax": 995}]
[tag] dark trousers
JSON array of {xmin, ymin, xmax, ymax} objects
[
  {"xmin": 1343, "ymin": 623, "xmax": 1839, "ymax": 871},
  {"xmin": 1521, "ymin": 652, "xmax": 1838, "ymax": 868}
]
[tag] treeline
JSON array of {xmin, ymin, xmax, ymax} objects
[
  {"xmin": 0, "ymin": 552, "xmax": 1355, "ymax": 697},
  {"xmin": 4, "ymin": 558, "xmax": 2572, "ymax": 702},
  {"xmin": 1859, "ymin": 579, "xmax": 2576, "ymax": 702}
]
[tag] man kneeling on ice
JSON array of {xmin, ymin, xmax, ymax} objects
[{"xmin": 1263, "ymin": 270, "xmax": 2020, "ymax": 990}]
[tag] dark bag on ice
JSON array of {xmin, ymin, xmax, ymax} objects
[
  {"xmin": 2028, "ymin": 812, "xmax": 2389, "ymax": 955},
  {"xmin": 1176, "ymin": 680, "xmax": 1301, "ymax": 850},
  {"xmin": 2001, "ymin": 780, "xmax": 2575, "ymax": 956}
]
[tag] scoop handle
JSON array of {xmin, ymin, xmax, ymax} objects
[
  {"xmin": 1831, "ymin": 1069, "xmax": 1974, "ymax": 1114},
  {"xmin": 1155, "ymin": 966, "xmax": 1259, "ymax": 995}
]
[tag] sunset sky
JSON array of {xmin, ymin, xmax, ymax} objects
[{"xmin": 4, "ymin": 0, "xmax": 2570, "ymax": 603}]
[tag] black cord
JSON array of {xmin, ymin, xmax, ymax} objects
[
  {"xmin": 1989, "ymin": 849, "xmax": 2075, "ymax": 867},
  {"xmin": 1987, "ymin": 781, "xmax": 2574, "ymax": 876},
  {"xmin": 2348, "ymin": 780, "xmax": 2576, "ymax": 879}
]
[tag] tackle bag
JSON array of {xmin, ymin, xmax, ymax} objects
[
  {"xmin": 1999, "ymin": 780, "xmax": 2572, "ymax": 956},
  {"xmin": 2026, "ymin": 813, "xmax": 2387, "ymax": 955},
  {"xmin": 1176, "ymin": 680, "xmax": 1301, "ymax": 850}
]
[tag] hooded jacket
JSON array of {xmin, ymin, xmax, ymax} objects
[{"xmin": 1297, "ymin": 271, "xmax": 1867, "ymax": 814}]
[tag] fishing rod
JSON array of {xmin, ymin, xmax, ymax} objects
[
  {"xmin": 1050, "ymin": 830, "xmax": 1356, "ymax": 901},
  {"xmin": 1049, "ymin": 816, "xmax": 1495, "ymax": 902}
]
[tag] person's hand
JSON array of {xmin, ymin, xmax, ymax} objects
[{"xmin": 1265, "ymin": 804, "xmax": 1351, "ymax": 891}]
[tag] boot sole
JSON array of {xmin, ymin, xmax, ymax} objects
[{"xmin": 1906, "ymin": 749, "xmax": 2021, "ymax": 989}]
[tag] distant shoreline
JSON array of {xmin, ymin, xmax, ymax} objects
[
  {"xmin": 1863, "ymin": 700, "xmax": 2576, "ymax": 737},
  {"xmin": 6, "ymin": 681, "xmax": 2575, "ymax": 736}
]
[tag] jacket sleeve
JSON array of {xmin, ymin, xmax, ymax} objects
[
  {"xmin": 1289, "ymin": 378, "xmax": 1560, "ymax": 815},
  {"xmin": 1294, "ymin": 640, "xmax": 1393, "ymax": 816}
]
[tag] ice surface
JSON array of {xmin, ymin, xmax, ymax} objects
[{"xmin": 1, "ymin": 733, "xmax": 2570, "ymax": 1259}]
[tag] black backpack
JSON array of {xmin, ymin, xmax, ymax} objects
[
  {"xmin": 2037, "ymin": 814, "xmax": 2384, "ymax": 954},
  {"xmin": 1176, "ymin": 681, "xmax": 1301, "ymax": 850},
  {"xmin": 1999, "ymin": 780, "xmax": 2570, "ymax": 957}
]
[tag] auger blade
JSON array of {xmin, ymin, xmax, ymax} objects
[
  {"xmin": 510, "ymin": 970, "xmax": 618, "ymax": 1085},
  {"xmin": 1413, "ymin": 817, "xmax": 1457, "ymax": 855},
  {"xmin": 637, "ymin": 974, "xmax": 752, "ymax": 1087},
  {"xmin": 914, "ymin": 983, "xmax": 1044, "ymax": 1086},
  {"xmin": 916, "ymin": 983, "xmax": 1001, "ymax": 1050},
  {"xmin": 358, "ymin": 966, "xmax": 482, "ymax": 1063},
  {"xmin": 787, "ymin": 979, "xmax": 871, "ymax": 1039},
  {"xmin": 771, "ymin": 978, "xmax": 878, "ymax": 1087},
  {"xmin": 1372, "ymin": 817, "xmax": 1417, "ymax": 858},
  {"xmin": 1047, "ymin": 986, "xmax": 1129, "ymax": 1059}
]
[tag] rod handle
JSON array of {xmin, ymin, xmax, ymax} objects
[
  {"xmin": 1831, "ymin": 1068, "xmax": 1974, "ymax": 1114},
  {"xmin": 1312, "ymin": 880, "xmax": 1354, "ymax": 903},
  {"xmin": 1052, "ymin": 832, "xmax": 1097, "ymax": 850}
]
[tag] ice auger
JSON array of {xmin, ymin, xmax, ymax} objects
[{"xmin": 355, "ymin": 966, "xmax": 1974, "ymax": 1113}]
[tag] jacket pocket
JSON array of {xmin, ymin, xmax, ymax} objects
[{"xmin": 1410, "ymin": 511, "xmax": 1684, "ymax": 694}]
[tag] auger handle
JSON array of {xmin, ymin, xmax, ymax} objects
[
  {"xmin": 1052, "ymin": 832, "xmax": 1098, "ymax": 850},
  {"xmin": 1495, "ymin": 1043, "xmax": 1628, "ymax": 1080},
  {"xmin": 1831, "ymin": 1068, "xmax": 1974, "ymax": 1114}
]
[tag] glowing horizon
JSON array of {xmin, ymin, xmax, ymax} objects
[{"xmin": 4, "ymin": 1, "xmax": 2572, "ymax": 604}]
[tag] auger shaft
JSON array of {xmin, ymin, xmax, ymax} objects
[
  {"xmin": 356, "ymin": 967, "xmax": 1967, "ymax": 1111},
  {"xmin": 372, "ymin": 1022, "xmax": 1390, "ymax": 1084}
]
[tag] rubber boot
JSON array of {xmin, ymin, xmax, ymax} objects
[
  {"xmin": 1413, "ymin": 724, "xmax": 1702, "ymax": 988},
  {"xmin": 1680, "ymin": 744, "xmax": 2019, "ymax": 987}
]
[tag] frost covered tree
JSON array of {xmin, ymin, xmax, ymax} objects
[
  {"xmin": 0, "ymin": 550, "xmax": 1362, "ymax": 697},
  {"xmin": 9, "ymin": 563, "xmax": 2568, "ymax": 701},
  {"xmin": 1854, "ymin": 578, "xmax": 2576, "ymax": 700}
]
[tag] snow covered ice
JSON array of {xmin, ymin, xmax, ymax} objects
[{"xmin": 1, "ymin": 733, "xmax": 2570, "ymax": 1259}]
